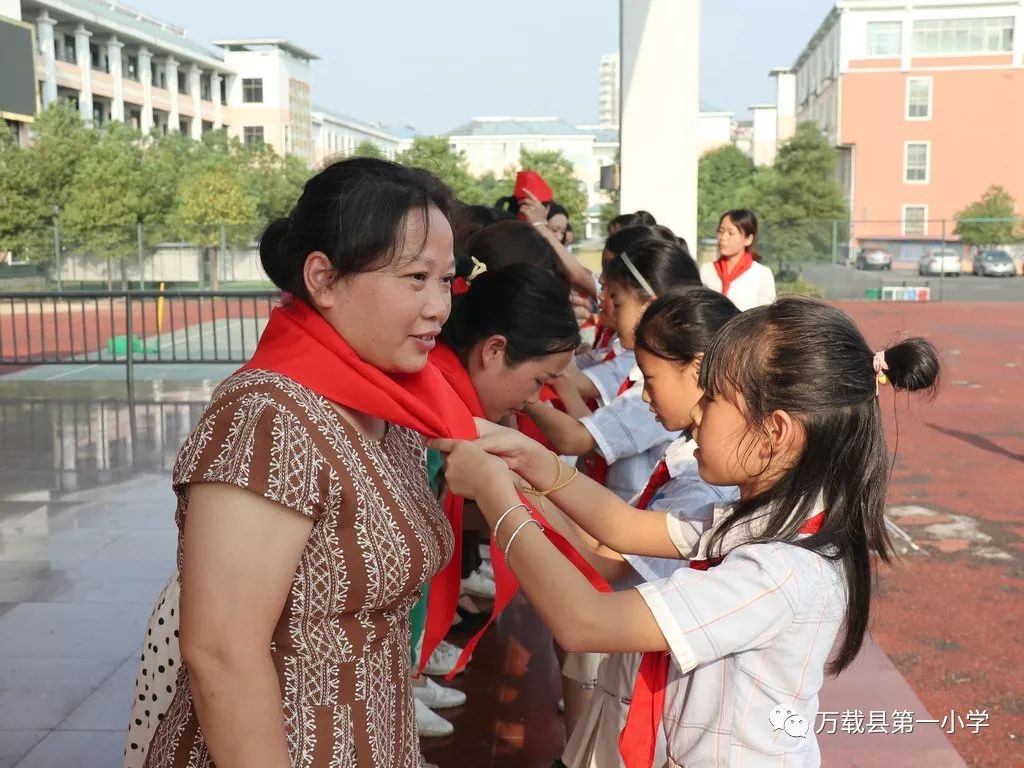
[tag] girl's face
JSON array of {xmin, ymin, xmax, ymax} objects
[
  {"xmin": 548, "ymin": 213, "xmax": 569, "ymax": 244},
  {"xmin": 716, "ymin": 216, "xmax": 754, "ymax": 260},
  {"xmin": 608, "ymin": 281, "xmax": 653, "ymax": 350},
  {"xmin": 635, "ymin": 348, "xmax": 702, "ymax": 432},
  {"xmin": 597, "ymin": 285, "xmax": 616, "ymax": 331},
  {"xmin": 470, "ymin": 340, "xmax": 573, "ymax": 422},
  {"xmin": 313, "ymin": 205, "xmax": 455, "ymax": 374},
  {"xmin": 689, "ymin": 389, "xmax": 804, "ymax": 495}
]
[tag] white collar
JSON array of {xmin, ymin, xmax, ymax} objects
[
  {"xmin": 663, "ymin": 435, "xmax": 696, "ymax": 478},
  {"xmin": 695, "ymin": 494, "xmax": 827, "ymax": 559}
]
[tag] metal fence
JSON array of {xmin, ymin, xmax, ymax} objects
[{"xmin": 0, "ymin": 289, "xmax": 280, "ymax": 384}]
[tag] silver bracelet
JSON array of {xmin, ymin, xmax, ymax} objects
[
  {"xmin": 493, "ymin": 503, "xmax": 528, "ymax": 543},
  {"xmin": 503, "ymin": 518, "xmax": 544, "ymax": 566}
]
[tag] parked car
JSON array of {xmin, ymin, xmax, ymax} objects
[
  {"xmin": 855, "ymin": 248, "xmax": 893, "ymax": 270},
  {"xmin": 972, "ymin": 249, "xmax": 1016, "ymax": 277},
  {"xmin": 919, "ymin": 249, "xmax": 962, "ymax": 276}
]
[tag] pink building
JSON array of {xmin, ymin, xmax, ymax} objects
[{"xmin": 779, "ymin": 0, "xmax": 1024, "ymax": 261}]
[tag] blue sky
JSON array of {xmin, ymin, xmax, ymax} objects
[{"xmin": 126, "ymin": 0, "xmax": 836, "ymax": 133}]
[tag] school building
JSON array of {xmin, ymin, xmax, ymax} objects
[{"xmin": 770, "ymin": 0, "xmax": 1024, "ymax": 260}]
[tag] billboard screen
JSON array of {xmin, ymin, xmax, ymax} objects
[{"xmin": 0, "ymin": 18, "xmax": 38, "ymax": 120}]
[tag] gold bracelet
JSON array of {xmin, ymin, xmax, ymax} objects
[{"xmin": 534, "ymin": 452, "xmax": 578, "ymax": 497}]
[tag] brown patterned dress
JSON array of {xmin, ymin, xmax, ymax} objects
[{"xmin": 142, "ymin": 369, "xmax": 453, "ymax": 768}]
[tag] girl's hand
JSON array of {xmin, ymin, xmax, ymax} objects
[
  {"xmin": 519, "ymin": 189, "xmax": 548, "ymax": 225},
  {"xmin": 428, "ymin": 438, "xmax": 512, "ymax": 500},
  {"xmin": 472, "ymin": 417, "xmax": 549, "ymax": 478}
]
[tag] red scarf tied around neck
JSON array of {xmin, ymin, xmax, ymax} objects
[
  {"xmin": 242, "ymin": 301, "xmax": 611, "ymax": 680},
  {"xmin": 713, "ymin": 251, "xmax": 754, "ymax": 297}
]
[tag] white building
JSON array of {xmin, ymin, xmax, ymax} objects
[
  {"xmin": 598, "ymin": 51, "xmax": 620, "ymax": 126},
  {"xmin": 310, "ymin": 107, "xmax": 401, "ymax": 165}
]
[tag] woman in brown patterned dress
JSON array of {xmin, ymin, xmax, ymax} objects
[{"xmin": 140, "ymin": 158, "xmax": 460, "ymax": 768}]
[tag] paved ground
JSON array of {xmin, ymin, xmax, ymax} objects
[
  {"xmin": 0, "ymin": 298, "xmax": 1019, "ymax": 766},
  {"xmin": 803, "ymin": 263, "xmax": 1024, "ymax": 302}
]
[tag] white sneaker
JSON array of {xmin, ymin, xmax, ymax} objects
[
  {"xmin": 419, "ymin": 753, "xmax": 438, "ymax": 768},
  {"xmin": 414, "ymin": 676, "xmax": 467, "ymax": 710},
  {"xmin": 415, "ymin": 697, "xmax": 454, "ymax": 738},
  {"xmin": 477, "ymin": 559, "xmax": 494, "ymax": 580},
  {"xmin": 461, "ymin": 569, "xmax": 496, "ymax": 599},
  {"xmin": 478, "ymin": 542, "xmax": 491, "ymax": 561},
  {"xmin": 423, "ymin": 640, "xmax": 465, "ymax": 677}
]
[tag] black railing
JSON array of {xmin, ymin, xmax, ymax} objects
[{"xmin": 0, "ymin": 290, "xmax": 279, "ymax": 385}]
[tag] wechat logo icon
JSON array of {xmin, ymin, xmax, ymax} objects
[{"xmin": 769, "ymin": 704, "xmax": 810, "ymax": 738}]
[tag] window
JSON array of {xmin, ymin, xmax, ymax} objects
[
  {"xmin": 912, "ymin": 17, "xmax": 1014, "ymax": 55},
  {"xmin": 90, "ymin": 43, "xmax": 108, "ymax": 72},
  {"xmin": 128, "ymin": 108, "xmax": 141, "ymax": 131},
  {"xmin": 200, "ymin": 75, "xmax": 211, "ymax": 101},
  {"xmin": 61, "ymin": 34, "xmax": 76, "ymax": 63},
  {"xmin": 902, "ymin": 205, "xmax": 928, "ymax": 236},
  {"xmin": 177, "ymin": 71, "xmax": 187, "ymax": 94},
  {"xmin": 242, "ymin": 78, "xmax": 264, "ymax": 103},
  {"xmin": 179, "ymin": 118, "xmax": 190, "ymax": 134},
  {"xmin": 243, "ymin": 125, "xmax": 265, "ymax": 146},
  {"xmin": 867, "ymin": 21, "xmax": 902, "ymax": 56},
  {"xmin": 219, "ymin": 77, "xmax": 227, "ymax": 105},
  {"xmin": 126, "ymin": 55, "xmax": 138, "ymax": 81},
  {"xmin": 904, "ymin": 142, "xmax": 930, "ymax": 183},
  {"xmin": 906, "ymin": 77, "xmax": 932, "ymax": 119}
]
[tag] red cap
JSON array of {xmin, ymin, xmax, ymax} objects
[{"xmin": 514, "ymin": 170, "xmax": 553, "ymax": 203}]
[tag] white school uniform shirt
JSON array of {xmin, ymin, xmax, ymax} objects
[
  {"xmin": 579, "ymin": 370, "xmax": 677, "ymax": 501},
  {"xmin": 561, "ymin": 438, "xmax": 739, "ymax": 768},
  {"xmin": 580, "ymin": 340, "xmax": 636, "ymax": 402},
  {"xmin": 700, "ymin": 260, "xmax": 777, "ymax": 311},
  {"xmin": 635, "ymin": 501, "xmax": 847, "ymax": 768},
  {"xmin": 622, "ymin": 436, "xmax": 739, "ymax": 583}
]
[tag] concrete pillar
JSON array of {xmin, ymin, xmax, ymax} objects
[
  {"xmin": 138, "ymin": 46, "xmax": 153, "ymax": 133},
  {"xmin": 750, "ymin": 105, "xmax": 779, "ymax": 166},
  {"xmin": 188, "ymin": 64, "xmax": 202, "ymax": 139},
  {"xmin": 165, "ymin": 56, "xmax": 179, "ymax": 132},
  {"xmin": 107, "ymin": 36, "xmax": 125, "ymax": 122},
  {"xmin": 211, "ymin": 72, "xmax": 223, "ymax": 128},
  {"xmin": 619, "ymin": 0, "xmax": 700, "ymax": 244},
  {"xmin": 74, "ymin": 23, "xmax": 93, "ymax": 123},
  {"xmin": 36, "ymin": 12, "xmax": 58, "ymax": 107},
  {"xmin": 771, "ymin": 68, "xmax": 797, "ymax": 145}
]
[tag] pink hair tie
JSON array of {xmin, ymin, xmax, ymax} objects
[{"xmin": 873, "ymin": 350, "xmax": 889, "ymax": 394}]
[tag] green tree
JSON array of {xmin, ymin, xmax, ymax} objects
[
  {"xmin": 61, "ymin": 122, "xmax": 146, "ymax": 289},
  {"xmin": 697, "ymin": 145, "xmax": 756, "ymax": 240},
  {"xmin": 743, "ymin": 122, "xmax": 848, "ymax": 272},
  {"xmin": 397, "ymin": 136, "xmax": 478, "ymax": 202},
  {"xmin": 463, "ymin": 171, "xmax": 506, "ymax": 207},
  {"xmin": 0, "ymin": 101, "xmax": 96, "ymax": 264},
  {"xmin": 174, "ymin": 163, "xmax": 256, "ymax": 289},
  {"xmin": 244, "ymin": 142, "xmax": 310, "ymax": 224},
  {"xmin": 954, "ymin": 185, "xmax": 1021, "ymax": 249},
  {"xmin": 352, "ymin": 140, "xmax": 385, "ymax": 159},
  {"xmin": 511, "ymin": 147, "xmax": 588, "ymax": 225}
]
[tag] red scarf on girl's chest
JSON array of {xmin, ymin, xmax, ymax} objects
[
  {"xmin": 429, "ymin": 344, "xmax": 613, "ymax": 678},
  {"xmin": 713, "ymin": 251, "xmax": 754, "ymax": 297}
]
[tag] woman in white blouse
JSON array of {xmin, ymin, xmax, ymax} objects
[{"xmin": 699, "ymin": 209, "xmax": 776, "ymax": 311}]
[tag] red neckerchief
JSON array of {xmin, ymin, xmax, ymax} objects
[
  {"xmin": 581, "ymin": 374, "xmax": 634, "ymax": 485},
  {"xmin": 241, "ymin": 299, "xmax": 475, "ymax": 441},
  {"xmin": 619, "ymin": 511, "xmax": 827, "ymax": 768},
  {"xmin": 241, "ymin": 301, "xmax": 477, "ymax": 681},
  {"xmin": 713, "ymin": 251, "xmax": 754, "ymax": 297},
  {"xmin": 634, "ymin": 459, "xmax": 671, "ymax": 511},
  {"xmin": 429, "ymin": 345, "xmax": 613, "ymax": 679}
]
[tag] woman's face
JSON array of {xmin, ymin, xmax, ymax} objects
[
  {"xmin": 313, "ymin": 205, "xmax": 455, "ymax": 374},
  {"xmin": 470, "ymin": 341, "xmax": 573, "ymax": 422},
  {"xmin": 635, "ymin": 348, "xmax": 702, "ymax": 432},
  {"xmin": 548, "ymin": 213, "xmax": 569, "ymax": 244},
  {"xmin": 608, "ymin": 281, "xmax": 653, "ymax": 350},
  {"xmin": 716, "ymin": 216, "xmax": 754, "ymax": 260}
]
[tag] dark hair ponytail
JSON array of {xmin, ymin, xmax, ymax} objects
[
  {"xmin": 634, "ymin": 287, "xmax": 740, "ymax": 364},
  {"xmin": 461, "ymin": 219, "xmax": 568, "ymax": 285},
  {"xmin": 440, "ymin": 264, "xmax": 580, "ymax": 365},
  {"xmin": 602, "ymin": 238, "xmax": 701, "ymax": 298},
  {"xmin": 698, "ymin": 297, "xmax": 940, "ymax": 675},
  {"xmin": 258, "ymin": 157, "xmax": 454, "ymax": 301}
]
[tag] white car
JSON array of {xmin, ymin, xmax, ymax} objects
[{"xmin": 919, "ymin": 249, "xmax": 962, "ymax": 276}]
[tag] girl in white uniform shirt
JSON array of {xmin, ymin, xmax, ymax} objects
[
  {"xmin": 434, "ymin": 297, "xmax": 940, "ymax": 768},
  {"xmin": 523, "ymin": 238, "xmax": 701, "ymax": 502},
  {"xmin": 699, "ymin": 209, "xmax": 776, "ymax": 311},
  {"xmin": 558, "ymin": 289, "xmax": 743, "ymax": 768}
]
